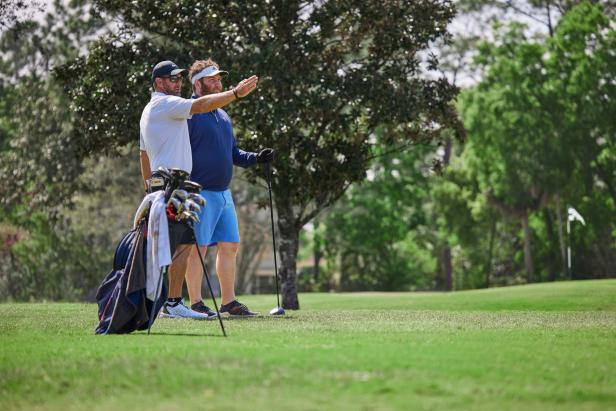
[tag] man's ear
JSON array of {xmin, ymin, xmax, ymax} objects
[{"xmin": 192, "ymin": 80, "xmax": 199, "ymax": 95}]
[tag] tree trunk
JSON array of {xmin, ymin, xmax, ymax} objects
[
  {"xmin": 276, "ymin": 203, "xmax": 300, "ymax": 309},
  {"xmin": 543, "ymin": 207, "xmax": 558, "ymax": 282},
  {"xmin": 521, "ymin": 213, "xmax": 535, "ymax": 282},
  {"xmin": 314, "ymin": 247, "xmax": 321, "ymax": 284},
  {"xmin": 438, "ymin": 137, "xmax": 453, "ymax": 291},
  {"xmin": 555, "ymin": 195, "xmax": 567, "ymax": 278},
  {"xmin": 485, "ymin": 218, "xmax": 496, "ymax": 288},
  {"xmin": 438, "ymin": 246, "xmax": 453, "ymax": 291}
]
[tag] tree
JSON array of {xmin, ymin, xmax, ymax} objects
[
  {"xmin": 0, "ymin": 1, "xmax": 41, "ymax": 30},
  {"xmin": 0, "ymin": 1, "xmax": 126, "ymax": 301},
  {"xmin": 458, "ymin": 1, "xmax": 615, "ymax": 282},
  {"xmin": 57, "ymin": 0, "xmax": 463, "ymax": 308},
  {"xmin": 0, "ymin": 0, "xmax": 110, "ymax": 212},
  {"xmin": 323, "ymin": 146, "xmax": 438, "ymax": 291}
]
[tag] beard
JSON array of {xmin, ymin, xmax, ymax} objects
[
  {"xmin": 200, "ymin": 79, "xmax": 223, "ymax": 95},
  {"xmin": 164, "ymin": 83, "xmax": 181, "ymax": 96}
]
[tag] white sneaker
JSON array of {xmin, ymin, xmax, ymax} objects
[{"xmin": 160, "ymin": 300, "xmax": 209, "ymax": 320}]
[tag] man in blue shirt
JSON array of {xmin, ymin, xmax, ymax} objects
[
  {"xmin": 139, "ymin": 60, "xmax": 258, "ymax": 320},
  {"xmin": 184, "ymin": 59, "xmax": 274, "ymax": 317}
]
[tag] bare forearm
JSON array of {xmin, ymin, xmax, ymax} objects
[
  {"xmin": 140, "ymin": 150, "xmax": 151, "ymax": 188},
  {"xmin": 190, "ymin": 75, "xmax": 259, "ymax": 114},
  {"xmin": 190, "ymin": 90, "xmax": 236, "ymax": 114}
]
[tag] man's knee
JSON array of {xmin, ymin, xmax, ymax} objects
[
  {"xmin": 170, "ymin": 244, "xmax": 193, "ymax": 268},
  {"xmin": 218, "ymin": 242, "xmax": 239, "ymax": 255},
  {"xmin": 188, "ymin": 245, "xmax": 207, "ymax": 263}
]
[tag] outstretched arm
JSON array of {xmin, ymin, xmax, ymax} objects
[{"xmin": 190, "ymin": 75, "xmax": 259, "ymax": 114}]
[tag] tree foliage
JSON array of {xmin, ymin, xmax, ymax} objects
[
  {"xmin": 56, "ymin": 0, "xmax": 463, "ymax": 308},
  {"xmin": 459, "ymin": 1, "xmax": 615, "ymax": 280},
  {"xmin": 323, "ymin": 146, "xmax": 438, "ymax": 291},
  {"xmin": 0, "ymin": 1, "xmax": 132, "ymax": 301},
  {"xmin": 318, "ymin": 1, "xmax": 615, "ymax": 289},
  {"xmin": 0, "ymin": 0, "xmax": 110, "ymax": 212}
]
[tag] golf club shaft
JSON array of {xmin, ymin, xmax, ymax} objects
[
  {"xmin": 266, "ymin": 163, "xmax": 281, "ymax": 308},
  {"xmin": 193, "ymin": 234, "xmax": 227, "ymax": 337}
]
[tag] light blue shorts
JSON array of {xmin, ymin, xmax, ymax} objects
[{"xmin": 193, "ymin": 189, "xmax": 240, "ymax": 246}]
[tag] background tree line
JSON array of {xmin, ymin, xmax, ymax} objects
[{"xmin": 0, "ymin": 0, "xmax": 613, "ymax": 304}]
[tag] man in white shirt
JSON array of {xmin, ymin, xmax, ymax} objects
[{"xmin": 139, "ymin": 60, "xmax": 258, "ymax": 319}]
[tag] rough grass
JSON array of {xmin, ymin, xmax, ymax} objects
[{"xmin": 1, "ymin": 279, "xmax": 615, "ymax": 411}]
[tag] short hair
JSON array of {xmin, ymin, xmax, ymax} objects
[{"xmin": 189, "ymin": 59, "xmax": 219, "ymax": 89}]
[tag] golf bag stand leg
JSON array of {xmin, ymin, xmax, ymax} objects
[
  {"xmin": 193, "ymin": 229, "xmax": 227, "ymax": 337},
  {"xmin": 147, "ymin": 265, "xmax": 167, "ymax": 334}
]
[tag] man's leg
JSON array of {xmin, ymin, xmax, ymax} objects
[
  {"xmin": 161, "ymin": 238, "xmax": 208, "ymax": 320},
  {"xmin": 216, "ymin": 242, "xmax": 239, "ymax": 305},
  {"xmin": 186, "ymin": 245, "xmax": 207, "ymax": 305},
  {"xmin": 168, "ymin": 244, "xmax": 192, "ymax": 298}
]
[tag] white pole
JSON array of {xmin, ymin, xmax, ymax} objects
[{"xmin": 567, "ymin": 218, "xmax": 571, "ymax": 279}]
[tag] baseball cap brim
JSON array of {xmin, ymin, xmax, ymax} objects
[
  {"xmin": 205, "ymin": 69, "xmax": 228, "ymax": 77},
  {"xmin": 169, "ymin": 68, "xmax": 187, "ymax": 76}
]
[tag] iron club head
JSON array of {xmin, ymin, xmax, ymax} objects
[
  {"xmin": 269, "ymin": 306, "xmax": 285, "ymax": 316},
  {"xmin": 185, "ymin": 199, "xmax": 201, "ymax": 214},
  {"xmin": 171, "ymin": 189, "xmax": 188, "ymax": 201},
  {"xmin": 188, "ymin": 193, "xmax": 206, "ymax": 206},
  {"xmin": 182, "ymin": 180, "xmax": 203, "ymax": 193},
  {"xmin": 167, "ymin": 196, "xmax": 182, "ymax": 212}
]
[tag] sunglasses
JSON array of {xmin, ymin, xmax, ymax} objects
[{"xmin": 161, "ymin": 75, "xmax": 184, "ymax": 83}]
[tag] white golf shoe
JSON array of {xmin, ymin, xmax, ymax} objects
[{"xmin": 159, "ymin": 299, "xmax": 209, "ymax": 320}]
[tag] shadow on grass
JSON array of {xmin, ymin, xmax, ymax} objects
[
  {"xmin": 137, "ymin": 331, "xmax": 226, "ymax": 337},
  {"xmin": 219, "ymin": 315, "xmax": 295, "ymax": 321}
]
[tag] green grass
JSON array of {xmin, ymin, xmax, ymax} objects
[{"xmin": 1, "ymin": 279, "xmax": 615, "ymax": 411}]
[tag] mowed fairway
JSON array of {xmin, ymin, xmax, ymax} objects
[{"xmin": 1, "ymin": 280, "xmax": 615, "ymax": 411}]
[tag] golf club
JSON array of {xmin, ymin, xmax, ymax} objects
[
  {"xmin": 167, "ymin": 197, "xmax": 183, "ymax": 214},
  {"xmin": 265, "ymin": 162, "xmax": 285, "ymax": 316},
  {"xmin": 170, "ymin": 189, "xmax": 189, "ymax": 201},
  {"xmin": 192, "ymin": 228, "xmax": 227, "ymax": 337},
  {"xmin": 182, "ymin": 180, "xmax": 203, "ymax": 193},
  {"xmin": 184, "ymin": 199, "xmax": 201, "ymax": 214},
  {"xmin": 170, "ymin": 168, "xmax": 190, "ymax": 181},
  {"xmin": 188, "ymin": 193, "xmax": 206, "ymax": 206},
  {"xmin": 133, "ymin": 200, "xmax": 151, "ymax": 228}
]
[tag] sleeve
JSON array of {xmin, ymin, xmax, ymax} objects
[
  {"xmin": 161, "ymin": 95, "xmax": 193, "ymax": 120},
  {"xmin": 232, "ymin": 138, "xmax": 258, "ymax": 168},
  {"xmin": 139, "ymin": 130, "xmax": 146, "ymax": 151}
]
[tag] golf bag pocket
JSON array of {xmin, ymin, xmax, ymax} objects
[
  {"xmin": 95, "ymin": 268, "xmax": 127, "ymax": 334},
  {"xmin": 95, "ymin": 224, "xmax": 157, "ymax": 334}
]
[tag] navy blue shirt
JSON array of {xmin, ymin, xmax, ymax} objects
[{"xmin": 188, "ymin": 107, "xmax": 257, "ymax": 191}]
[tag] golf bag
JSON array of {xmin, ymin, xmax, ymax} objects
[
  {"xmin": 94, "ymin": 167, "xmax": 208, "ymax": 335},
  {"xmin": 95, "ymin": 220, "xmax": 167, "ymax": 334}
]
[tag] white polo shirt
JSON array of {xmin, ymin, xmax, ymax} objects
[{"xmin": 139, "ymin": 92, "xmax": 194, "ymax": 173}]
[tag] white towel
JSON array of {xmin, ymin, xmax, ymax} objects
[{"xmin": 144, "ymin": 191, "xmax": 171, "ymax": 301}]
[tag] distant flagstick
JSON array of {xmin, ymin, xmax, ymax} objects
[{"xmin": 566, "ymin": 206, "xmax": 585, "ymax": 279}]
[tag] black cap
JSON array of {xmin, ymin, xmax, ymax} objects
[{"xmin": 151, "ymin": 60, "xmax": 187, "ymax": 81}]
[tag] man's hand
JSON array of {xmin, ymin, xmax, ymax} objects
[
  {"xmin": 257, "ymin": 148, "xmax": 275, "ymax": 163},
  {"xmin": 234, "ymin": 75, "xmax": 259, "ymax": 99}
]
